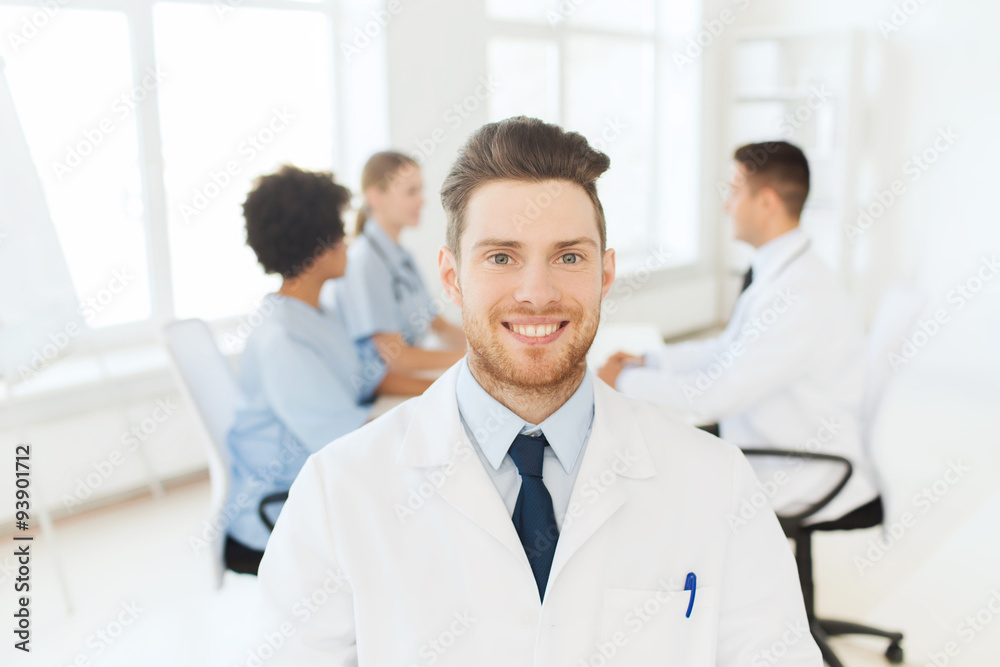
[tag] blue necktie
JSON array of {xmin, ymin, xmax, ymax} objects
[{"xmin": 508, "ymin": 433, "xmax": 559, "ymax": 601}]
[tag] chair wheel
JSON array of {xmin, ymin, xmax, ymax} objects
[{"xmin": 885, "ymin": 641, "xmax": 904, "ymax": 664}]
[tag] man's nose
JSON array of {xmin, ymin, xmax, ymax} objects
[{"xmin": 512, "ymin": 262, "xmax": 560, "ymax": 307}]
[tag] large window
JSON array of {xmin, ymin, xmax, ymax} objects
[
  {"xmin": 485, "ymin": 0, "xmax": 702, "ymax": 267},
  {"xmin": 154, "ymin": 4, "xmax": 337, "ymax": 319},
  {"xmin": 0, "ymin": 0, "xmax": 386, "ymax": 340},
  {"xmin": 0, "ymin": 7, "xmax": 150, "ymax": 329}
]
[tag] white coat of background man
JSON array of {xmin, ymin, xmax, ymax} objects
[
  {"xmin": 599, "ymin": 141, "xmax": 878, "ymax": 524},
  {"xmin": 257, "ymin": 118, "xmax": 822, "ymax": 666}
]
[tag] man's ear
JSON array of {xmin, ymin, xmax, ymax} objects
[
  {"xmin": 438, "ymin": 245, "xmax": 463, "ymax": 308},
  {"xmin": 600, "ymin": 248, "xmax": 616, "ymax": 300},
  {"xmin": 758, "ymin": 185, "xmax": 783, "ymax": 214}
]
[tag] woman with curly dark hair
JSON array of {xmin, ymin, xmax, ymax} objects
[{"xmin": 224, "ymin": 165, "xmax": 432, "ymax": 575}]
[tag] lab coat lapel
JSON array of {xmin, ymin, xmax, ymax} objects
[
  {"xmin": 548, "ymin": 375, "xmax": 657, "ymax": 588},
  {"xmin": 394, "ymin": 364, "xmax": 528, "ymax": 564}
]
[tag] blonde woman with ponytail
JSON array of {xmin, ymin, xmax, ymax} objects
[{"xmin": 323, "ymin": 152, "xmax": 465, "ymax": 372}]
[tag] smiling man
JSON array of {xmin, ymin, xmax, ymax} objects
[{"xmin": 257, "ymin": 117, "xmax": 821, "ymax": 666}]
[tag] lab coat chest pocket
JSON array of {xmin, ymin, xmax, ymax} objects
[{"xmin": 597, "ymin": 583, "xmax": 715, "ymax": 665}]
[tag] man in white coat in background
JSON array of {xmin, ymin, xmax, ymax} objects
[
  {"xmin": 257, "ymin": 118, "xmax": 822, "ymax": 666},
  {"xmin": 599, "ymin": 141, "xmax": 878, "ymax": 525}
]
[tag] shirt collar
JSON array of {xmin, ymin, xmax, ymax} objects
[
  {"xmin": 751, "ymin": 226, "xmax": 808, "ymax": 283},
  {"xmin": 455, "ymin": 357, "xmax": 594, "ymax": 474}
]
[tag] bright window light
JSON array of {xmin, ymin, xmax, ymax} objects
[
  {"xmin": 0, "ymin": 7, "xmax": 151, "ymax": 328},
  {"xmin": 154, "ymin": 3, "xmax": 336, "ymax": 320}
]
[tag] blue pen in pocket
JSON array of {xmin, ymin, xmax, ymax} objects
[{"xmin": 684, "ymin": 572, "xmax": 697, "ymax": 618}]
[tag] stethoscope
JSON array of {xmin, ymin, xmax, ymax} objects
[{"xmin": 363, "ymin": 226, "xmax": 421, "ymax": 304}]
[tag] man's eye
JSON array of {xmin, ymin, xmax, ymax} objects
[
  {"xmin": 490, "ymin": 254, "xmax": 510, "ymax": 265},
  {"xmin": 560, "ymin": 253, "xmax": 580, "ymax": 264}
]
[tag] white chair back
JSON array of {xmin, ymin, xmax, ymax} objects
[
  {"xmin": 164, "ymin": 319, "xmax": 241, "ymax": 589},
  {"xmin": 861, "ymin": 285, "xmax": 927, "ymax": 440}
]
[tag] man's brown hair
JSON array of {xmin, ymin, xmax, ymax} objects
[
  {"xmin": 733, "ymin": 141, "xmax": 811, "ymax": 219},
  {"xmin": 440, "ymin": 116, "xmax": 611, "ymax": 260}
]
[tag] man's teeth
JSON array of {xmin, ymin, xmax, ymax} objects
[{"xmin": 508, "ymin": 323, "xmax": 561, "ymax": 337}]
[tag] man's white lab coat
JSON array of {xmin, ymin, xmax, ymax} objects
[
  {"xmin": 257, "ymin": 363, "xmax": 822, "ymax": 666},
  {"xmin": 617, "ymin": 229, "xmax": 877, "ymax": 522}
]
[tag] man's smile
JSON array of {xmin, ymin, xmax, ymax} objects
[{"xmin": 501, "ymin": 318, "xmax": 570, "ymax": 344}]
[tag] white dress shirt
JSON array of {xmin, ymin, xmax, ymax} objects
[{"xmin": 616, "ymin": 228, "xmax": 878, "ymax": 522}]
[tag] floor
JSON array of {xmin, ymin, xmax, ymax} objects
[{"xmin": 4, "ymin": 361, "xmax": 999, "ymax": 666}]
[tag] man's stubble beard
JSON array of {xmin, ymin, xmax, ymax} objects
[{"xmin": 462, "ymin": 301, "xmax": 599, "ymax": 396}]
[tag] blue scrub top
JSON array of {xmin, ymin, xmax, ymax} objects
[
  {"xmin": 325, "ymin": 220, "xmax": 437, "ymax": 346},
  {"xmin": 224, "ymin": 293, "xmax": 387, "ymax": 551}
]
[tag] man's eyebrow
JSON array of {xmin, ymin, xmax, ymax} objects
[
  {"xmin": 470, "ymin": 238, "xmax": 598, "ymax": 251},
  {"xmin": 471, "ymin": 238, "xmax": 524, "ymax": 250},
  {"xmin": 554, "ymin": 238, "xmax": 599, "ymax": 251}
]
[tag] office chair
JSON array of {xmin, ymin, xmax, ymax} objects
[
  {"xmin": 743, "ymin": 285, "xmax": 926, "ymax": 667},
  {"xmin": 164, "ymin": 319, "xmax": 241, "ymax": 589}
]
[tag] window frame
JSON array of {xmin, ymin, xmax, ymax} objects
[
  {"xmin": 0, "ymin": 0, "xmax": 354, "ymax": 353},
  {"xmin": 484, "ymin": 1, "xmax": 709, "ymax": 281}
]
